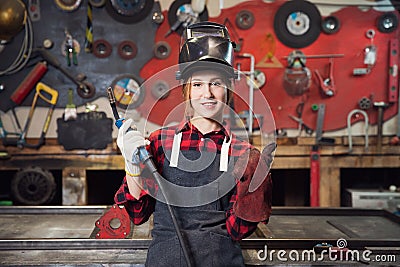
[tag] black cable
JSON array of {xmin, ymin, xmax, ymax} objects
[{"xmin": 137, "ymin": 150, "xmax": 194, "ymax": 267}]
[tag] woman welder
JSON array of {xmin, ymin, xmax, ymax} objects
[{"xmin": 115, "ymin": 21, "xmax": 274, "ymax": 267}]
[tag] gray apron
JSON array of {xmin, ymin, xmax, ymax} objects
[{"xmin": 145, "ymin": 136, "xmax": 245, "ymax": 267}]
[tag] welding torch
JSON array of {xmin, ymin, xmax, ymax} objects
[{"xmin": 106, "ymin": 87, "xmax": 193, "ymax": 267}]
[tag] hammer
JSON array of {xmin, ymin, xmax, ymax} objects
[{"xmin": 373, "ymin": 101, "xmax": 389, "ymax": 152}]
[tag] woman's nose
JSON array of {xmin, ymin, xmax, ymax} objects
[{"xmin": 202, "ymin": 83, "xmax": 213, "ymax": 98}]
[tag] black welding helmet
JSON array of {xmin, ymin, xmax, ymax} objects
[{"xmin": 176, "ymin": 21, "xmax": 237, "ymax": 80}]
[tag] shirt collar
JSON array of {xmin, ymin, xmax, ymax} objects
[{"xmin": 175, "ymin": 119, "xmax": 232, "ymax": 138}]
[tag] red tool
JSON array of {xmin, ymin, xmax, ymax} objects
[
  {"xmin": 314, "ymin": 58, "xmax": 336, "ymax": 97},
  {"xmin": 95, "ymin": 204, "xmax": 131, "ymax": 239},
  {"xmin": 310, "ymin": 145, "xmax": 320, "ymax": 207},
  {"xmin": 10, "ymin": 61, "xmax": 48, "ymax": 105},
  {"xmin": 388, "ymin": 38, "xmax": 399, "ymax": 103},
  {"xmin": 310, "ymin": 104, "xmax": 334, "ymax": 207}
]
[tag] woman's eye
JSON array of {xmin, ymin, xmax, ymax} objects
[{"xmin": 192, "ymin": 83, "xmax": 202, "ymax": 87}]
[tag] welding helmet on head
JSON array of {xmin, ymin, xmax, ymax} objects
[{"xmin": 176, "ymin": 21, "xmax": 237, "ymax": 80}]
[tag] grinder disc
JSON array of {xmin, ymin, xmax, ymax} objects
[
  {"xmin": 105, "ymin": 0, "xmax": 154, "ymax": 24},
  {"xmin": 274, "ymin": 0, "xmax": 321, "ymax": 48},
  {"xmin": 110, "ymin": 74, "xmax": 145, "ymax": 110}
]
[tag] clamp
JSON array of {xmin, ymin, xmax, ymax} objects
[{"xmin": 315, "ymin": 58, "xmax": 336, "ymax": 96}]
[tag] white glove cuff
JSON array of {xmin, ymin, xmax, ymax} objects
[{"xmin": 126, "ymin": 162, "xmax": 141, "ymax": 177}]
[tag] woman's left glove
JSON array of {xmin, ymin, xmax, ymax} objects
[
  {"xmin": 116, "ymin": 119, "xmax": 148, "ymax": 176},
  {"xmin": 233, "ymin": 144, "xmax": 276, "ymax": 222}
]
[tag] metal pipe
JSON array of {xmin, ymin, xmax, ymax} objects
[
  {"xmin": 238, "ymin": 53, "xmax": 255, "ymax": 135},
  {"xmin": 373, "ymin": 102, "xmax": 389, "ymax": 152}
]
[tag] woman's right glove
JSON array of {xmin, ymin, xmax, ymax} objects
[{"xmin": 116, "ymin": 119, "xmax": 148, "ymax": 177}]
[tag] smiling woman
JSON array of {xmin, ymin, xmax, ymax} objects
[{"xmin": 114, "ymin": 21, "xmax": 275, "ymax": 267}]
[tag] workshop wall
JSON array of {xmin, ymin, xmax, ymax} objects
[{"xmin": 0, "ymin": 0, "xmax": 399, "ymax": 144}]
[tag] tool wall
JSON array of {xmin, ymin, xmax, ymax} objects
[{"xmin": 0, "ymin": 0, "xmax": 399, "ymax": 137}]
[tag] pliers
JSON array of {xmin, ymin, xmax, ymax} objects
[
  {"xmin": 314, "ymin": 58, "xmax": 335, "ymax": 96},
  {"xmin": 64, "ymin": 30, "xmax": 78, "ymax": 66},
  {"xmin": 289, "ymin": 102, "xmax": 314, "ymax": 136},
  {"xmin": 289, "ymin": 115, "xmax": 314, "ymax": 136}
]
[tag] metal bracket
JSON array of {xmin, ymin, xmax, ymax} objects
[{"xmin": 347, "ymin": 109, "xmax": 369, "ymax": 153}]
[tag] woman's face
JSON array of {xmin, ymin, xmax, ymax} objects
[{"xmin": 189, "ymin": 70, "xmax": 228, "ymax": 121}]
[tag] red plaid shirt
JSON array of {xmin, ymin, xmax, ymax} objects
[{"xmin": 114, "ymin": 121, "xmax": 262, "ymax": 241}]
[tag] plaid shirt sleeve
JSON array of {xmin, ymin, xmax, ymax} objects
[
  {"xmin": 113, "ymin": 132, "xmax": 160, "ymax": 225},
  {"xmin": 225, "ymin": 189, "xmax": 259, "ymax": 241},
  {"xmin": 114, "ymin": 175, "xmax": 155, "ymax": 225}
]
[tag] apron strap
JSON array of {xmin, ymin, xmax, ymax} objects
[
  {"xmin": 219, "ymin": 135, "xmax": 231, "ymax": 172},
  {"xmin": 169, "ymin": 132, "xmax": 182, "ymax": 167},
  {"xmin": 170, "ymin": 132, "xmax": 231, "ymax": 172}
]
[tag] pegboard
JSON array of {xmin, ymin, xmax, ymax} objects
[
  {"xmin": 0, "ymin": 0, "xmax": 161, "ymax": 112},
  {"xmin": 137, "ymin": 0, "xmax": 400, "ymax": 132},
  {"xmin": 1, "ymin": 0, "xmax": 399, "ymax": 134}
]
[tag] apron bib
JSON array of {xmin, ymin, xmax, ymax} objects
[{"xmin": 146, "ymin": 136, "xmax": 244, "ymax": 267}]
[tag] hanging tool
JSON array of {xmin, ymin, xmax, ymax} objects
[
  {"xmin": 165, "ymin": 18, "xmax": 184, "ymax": 37},
  {"xmin": 310, "ymin": 104, "xmax": 325, "ymax": 207},
  {"xmin": 314, "ymin": 58, "xmax": 336, "ymax": 97},
  {"xmin": 347, "ymin": 109, "xmax": 369, "ymax": 153},
  {"xmin": 165, "ymin": 0, "xmax": 208, "ymax": 37},
  {"xmin": 391, "ymin": 90, "xmax": 400, "ymax": 145},
  {"xmin": 283, "ymin": 50, "xmax": 312, "ymax": 96},
  {"xmin": 17, "ymin": 82, "xmax": 58, "ymax": 149},
  {"xmin": 107, "ymin": 87, "xmax": 193, "ymax": 267},
  {"xmin": 84, "ymin": 1, "xmax": 93, "ymax": 53},
  {"xmin": 353, "ymin": 30, "xmax": 377, "ymax": 76},
  {"xmin": 388, "ymin": 39, "xmax": 398, "ymax": 103},
  {"xmin": 310, "ymin": 104, "xmax": 334, "ymax": 207},
  {"xmin": 34, "ymin": 48, "xmax": 95, "ymax": 98},
  {"xmin": 28, "ymin": 0, "xmax": 41, "ymax": 21},
  {"xmin": 64, "ymin": 29, "xmax": 78, "ymax": 66},
  {"xmin": 373, "ymin": 101, "xmax": 389, "ymax": 152},
  {"xmin": 64, "ymin": 88, "xmax": 77, "ymax": 121},
  {"xmin": 310, "ymin": 144, "xmax": 320, "ymax": 207},
  {"xmin": 0, "ymin": 114, "xmax": 22, "ymax": 146},
  {"xmin": 8, "ymin": 61, "xmax": 49, "ymax": 137},
  {"xmin": 289, "ymin": 102, "xmax": 313, "ymax": 136},
  {"xmin": 10, "ymin": 61, "xmax": 48, "ymax": 105}
]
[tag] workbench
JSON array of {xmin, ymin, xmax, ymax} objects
[
  {"xmin": 0, "ymin": 206, "xmax": 399, "ymax": 265},
  {"xmin": 0, "ymin": 136, "xmax": 399, "ymax": 207}
]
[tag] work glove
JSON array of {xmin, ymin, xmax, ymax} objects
[
  {"xmin": 117, "ymin": 119, "xmax": 148, "ymax": 177},
  {"xmin": 232, "ymin": 143, "xmax": 276, "ymax": 222}
]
